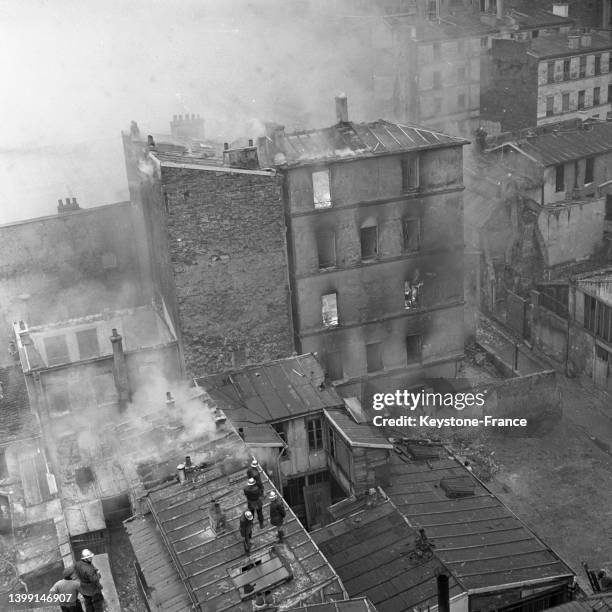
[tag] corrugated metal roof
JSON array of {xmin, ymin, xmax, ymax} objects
[
  {"xmin": 324, "ymin": 409, "xmax": 392, "ymax": 450},
  {"xmin": 289, "ymin": 597, "xmax": 377, "ymax": 611},
  {"xmin": 312, "ymin": 500, "xmax": 464, "ymax": 612},
  {"xmin": 127, "ymin": 428, "xmax": 346, "ymax": 611},
  {"xmin": 275, "ymin": 120, "xmax": 467, "ymax": 167},
  {"xmin": 528, "ymin": 31, "xmax": 612, "ymax": 59},
  {"xmin": 502, "ymin": 122, "xmax": 612, "ymax": 167},
  {"xmin": 385, "ymin": 446, "xmax": 574, "ymax": 591},
  {"xmin": 198, "ymin": 354, "xmax": 344, "ymax": 423}
]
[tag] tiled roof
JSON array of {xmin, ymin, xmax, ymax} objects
[
  {"xmin": 528, "ymin": 31, "xmax": 612, "ymax": 59},
  {"xmin": 312, "ymin": 499, "xmax": 463, "ymax": 612},
  {"xmin": 197, "ymin": 354, "xmax": 344, "ymax": 423},
  {"xmin": 324, "ymin": 409, "xmax": 392, "ymax": 450},
  {"xmin": 125, "ymin": 428, "xmax": 346, "ymax": 611},
  {"xmin": 273, "ymin": 120, "xmax": 467, "ymax": 167},
  {"xmin": 497, "ymin": 122, "xmax": 612, "ymax": 167},
  {"xmin": 385, "ymin": 442, "xmax": 574, "ymax": 591}
]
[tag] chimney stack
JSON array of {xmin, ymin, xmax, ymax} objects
[
  {"xmin": 110, "ymin": 328, "xmax": 131, "ymax": 411},
  {"xmin": 437, "ymin": 574, "xmax": 450, "ymax": 612},
  {"xmin": 147, "ymin": 135, "xmax": 156, "ymax": 149},
  {"xmin": 335, "ymin": 94, "xmax": 349, "ymax": 123},
  {"xmin": 166, "ymin": 391, "xmax": 175, "ymax": 409}
]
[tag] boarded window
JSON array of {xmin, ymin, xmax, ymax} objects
[
  {"xmin": 360, "ymin": 226, "xmax": 378, "ymax": 259},
  {"xmin": 401, "ymin": 156, "xmax": 419, "ymax": 191},
  {"xmin": 312, "ymin": 170, "xmax": 331, "ymax": 208},
  {"xmin": 366, "ymin": 342, "xmax": 383, "ymax": 373},
  {"xmin": 317, "ymin": 231, "xmax": 336, "ymax": 269},
  {"xmin": 406, "ymin": 335, "xmax": 422, "ymax": 363},
  {"xmin": 44, "ymin": 335, "xmax": 70, "ymax": 366},
  {"xmin": 403, "ymin": 218, "xmax": 421, "ymax": 251},
  {"xmin": 322, "ymin": 293, "xmax": 339, "ymax": 327},
  {"xmin": 585, "ymin": 157, "xmax": 595, "ymax": 184},
  {"xmin": 307, "ymin": 418, "xmax": 323, "ymax": 452},
  {"xmin": 76, "ymin": 329, "xmax": 100, "ymax": 361},
  {"xmin": 555, "ymin": 164, "xmax": 565, "ymax": 192},
  {"xmin": 325, "ymin": 350, "xmax": 343, "ymax": 381}
]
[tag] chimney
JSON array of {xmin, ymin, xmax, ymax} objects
[
  {"xmin": 437, "ymin": 574, "xmax": 450, "ymax": 612},
  {"xmin": 170, "ymin": 113, "xmax": 204, "ymax": 140},
  {"xmin": 496, "ymin": 0, "xmax": 504, "ymax": 19},
  {"xmin": 552, "ymin": 2, "xmax": 569, "ymax": 18},
  {"xmin": 177, "ymin": 463, "xmax": 186, "ymax": 483},
  {"xmin": 335, "ymin": 94, "xmax": 349, "ymax": 123},
  {"xmin": 147, "ymin": 135, "xmax": 156, "ymax": 149},
  {"xmin": 110, "ymin": 328, "xmax": 131, "ymax": 411},
  {"xmin": 208, "ymin": 499, "xmax": 227, "ymax": 534}
]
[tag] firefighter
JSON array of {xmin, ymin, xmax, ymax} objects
[
  {"xmin": 49, "ymin": 566, "xmax": 83, "ymax": 611},
  {"xmin": 268, "ymin": 491, "xmax": 286, "ymax": 542},
  {"xmin": 243, "ymin": 477, "xmax": 265, "ymax": 527},
  {"xmin": 240, "ymin": 510, "xmax": 254, "ymax": 555},
  {"xmin": 246, "ymin": 458, "xmax": 264, "ymax": 496},
  {"xmin": 74, "ymin": 550, "xmax": 104, "ymax": 612}
]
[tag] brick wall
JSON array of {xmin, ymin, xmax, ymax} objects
[{"xmin": 160, "ymin": 166, "xmax": 294, "ymax": 375}]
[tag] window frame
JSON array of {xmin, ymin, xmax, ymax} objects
[
  {"xmin": 585, "ymin": 157, "xmax": 595, "ymax": 185},
  {"xmin": 307, "ymin": 417, "xmax": 324, "ymax": 453},
  {"xmin": 555, "ymin": 164, "xmax": 565, "ymax": 192},
  {"xmin": 321, "ymin": 292, "xmax": 339, "ymax": 328},
  {"xmin": 406, "ymin": 334, "xmax": 423, "ymax": 364},
  {"xmin": 316, "ymin": 230, "xmax": 336, "ymax": 270},
  {"xmin": 401, "ymin": 155, "xmax": 419, "ymax": 192},
  {"xmin": 312, "ymin": 169, "xmax": 332, "ymax": 209},
  {"xmin": 360, "ymin": 225, "xmax": 378, "ymax": 261}
]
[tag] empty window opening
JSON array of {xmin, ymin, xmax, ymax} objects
[
  {"xmin": 555, "ymin": 164, "xmax": 565, "ymax": 192},
  {"xmin": 44, "ymin": 335, "xmax": 70, "ymax": 366},
  {"xmin": 317, "ymin": 231, "xmax": 336, "ymax": 269},
  {"xmin": 312, "ymin": 170, "xmax": 331, "ymax": 208},
  {"xmin": 360, "ymin": 226, "xmax": 378, "ymax": 260},
  {"xmin": 366, "ymin": 342, "xmax": 383, "ymax": 373},
  {"xmin": 76, "ymin": 329, "xmax": 100, "ymax": 361},
  {"xmin": 401, "ymin": 156, "xmax": 419, "ymax": 191},
  {"xmin": 547, "ymin": 61, "xmax": 555, "ymax": 84},
  {"xmin": 403, "ymin": 218, "xmax": 421, "ymax": 251},
  {"xmin": 307, "ymin": 418, "xmax": 323, "ymax": 452},
  {"xmin": 578, "ymin": 89, "xmax": 585, "ymax": 110},
  {"xmin": 405, "ymin": 279, "xmax": 423, "ymax": 310},
  {"xmin": 594, "ymin": 87, "xmax": 601, "ymax": 106},
  {"xmin": 322, "ymin": 293, "xmax": 339, "ymax": 327},
  {"xmin": 325, "ymin": 350, "xmax": 343, "ymax": 381},
  {"xmin": 585, "ymin": 157, "xmax": 595, "ymax": 184},
  {"xmin": 406, "ymin": 335, "xmax": 422, "ymax": 363}
]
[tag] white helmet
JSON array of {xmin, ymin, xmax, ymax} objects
[
  {"xmin": 247, "ymin": 477, "xmax": 256, "ymax": 486},
  {"xmin": 245, "ymin": 510, "xmax": 253, "ymax": 520},
  {"xmin": 81, "ymin": 549, "xmax": 94, "ymax": 560},
  {"xmin": 250, "ymin": 458, "xmax": 259, "ymax": 468},
  {"xmin": 269, "ymin": 491, "xmax": 277, "ymax": 500}
]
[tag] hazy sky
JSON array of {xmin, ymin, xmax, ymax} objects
[{"xmin": 0, "ymin": 0, "xmax": 377, "ymax": 222}]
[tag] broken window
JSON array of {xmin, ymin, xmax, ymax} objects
[
  {"xmin": 555, "ymin": 164, "xmax": 565, "ymax": 192},
  {"xmin": 44, "ymin": 335, "xmax": 70, "ymax": 366},
  {"xmin": 585, "ymin": 157, "xmax": 595, "ymax": 184},
  {"xmin": 546, "ymin": 95, "xmax": 554, "ymax": 117},
  {"xmin": 401, "ymin": 156, "xmax": 419, "ymax": 191},
  {"xmin": 322, "ymin": 293, "xmax": 339, "ymax": 327},
  {"xmin": 594, "ymin": 87, "xmax": 601, "ymax": 106},
  {"xmin": 405, "ymin": 279, "xmax": 423, "ymax": 310},
  {"xmin": 562, "ymin": 93, "xmax": 570, "ymax": 112},
  {"xmin": 307, "ymin": 418, "xmax": 323, "ymax": 452},
  {"xmin": 578, "ymin": 90, "xmax": 585, "ymax": 110},
  {"xmin": 595, "ymin": 55, "xmax": 602, "ymax": 75},
  {"xmin": 360, "ymin": 226, "xmax": 378, "ymax": 260},
  {"xmin": 325, "ymin": 350, "xmax": 343, "ymax": 381},
  {"xmin": 406, "ymin": 334, "xmax": 422, "ymax": 363},
  {"xmin": 579, "ymin": 56, "xmax": 587, "ymax": 78},
  {"xmin": 403, "ymin": 218, "xmax": 421, "ymax": 252},
  {"xmin": 317, "ymin": 231, "xmax": 336, "ymax": 269},
  {"xmin": 366, "ymin": 342, "xmax": 383, "ymax": 373},
  {"xmin": 312, "ymin": 170, "xmax": 331, "ymax": 208},
  {"xmin": 433, "ymin": 71, "xmax": 442, "ymax": 90},
  {"xmin": 76, "ymin": 328, "xmax": 100, "ymax": 361}
]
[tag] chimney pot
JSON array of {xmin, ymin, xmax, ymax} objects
[
  {"xmin": 335, "ymin": 94, "xmax": 349, "ymax": 123},
  {"xmin": 177, "ymin": 464, "xmax": 186, "ymax": 483},
  {"xmin": 248, "ymin": 139, "xmax": 254, "ymax": 147},
  {"xmin": 223, "ymin": 142, "xmax": 229, "ymax": 150},
  {"xmin": 166, "ymin": 391, "xmax": 175, "ymax": 408},
  {"xmin": 147, "ymin": 135, "xmax": 156, "ymax": 148},
  {"xmin": 19, "ymin": 321, "xmax": 26, "ymax": 330},
  {"xmin": 238, "ymin": 427, "xmax": 245, "ymax": 439}
]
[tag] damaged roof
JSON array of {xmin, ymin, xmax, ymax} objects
[
  {"xmin": 496, "ymin": 122, "xmax": 612, "ymax": 167},
  {"xmin": 273, "ymin": 120, "xmax": 467, "ymax": 167},
  {"xmin": 125, "ymin": 427, "xmax": 347, "ymax": 611},
  {"xmin": 385, "ymin": 442, "xmax": 574, "ymax": 592},
  {"xmin": 312, "ymin": 498, "xmax": 463, "ymax": 612},
  {"xmin": 197, "ymin": 354, "xmax": 344, "ymax": 423}
]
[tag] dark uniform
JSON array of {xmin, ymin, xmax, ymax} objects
[
  {"xmin": 49, "ymin": 568, "xmax": 83, "ymax": 611},
  {"xmin": 243, "ymin": 482, "xmax": 264, "ymax": 527},
  {"xmin": 239, "ymin": 513, "xmax": 254, "ymax": 554},
  {"xmin": 74, "ymin": 560, "xmax": 103, "ymax": 612},
  {"xmin": 269, "ymin": 497, "xmax": 286, "ymax": 542},
  {"xmin": 246, "ymin": 466, "xmax": 264, "ymax": 496}
]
